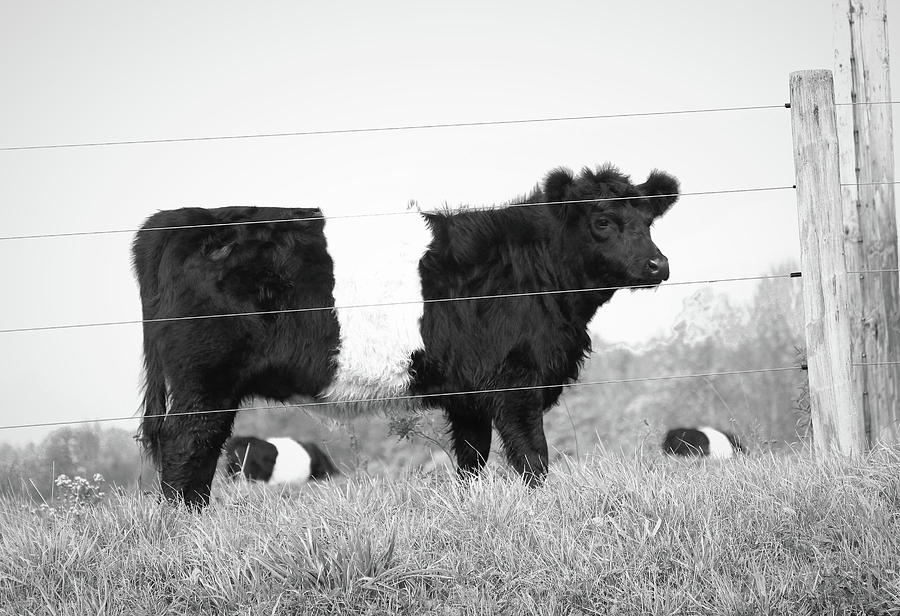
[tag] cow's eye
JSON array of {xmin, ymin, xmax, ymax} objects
[{"xmin": 591, "ymin": 217, "xmax": 614, "ymax": 236}]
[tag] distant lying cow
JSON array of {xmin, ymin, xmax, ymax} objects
[
  {"xmin": 662, "ymin": 427, "xmax": 745, "ymax": 459},
  {"xmin": 224, "ymin": 436, "xmax": 338, "ymax": 484},
  {"xmin": 133, "ymin": 163, "xmax": 679, "ymax": 508}
]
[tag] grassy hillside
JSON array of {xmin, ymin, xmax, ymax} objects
[{"xmin": 2, "ymin": 449, "xmax": 899, "ymax": 615}]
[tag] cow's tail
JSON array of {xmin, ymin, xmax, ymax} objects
[
  {"xmin": 137, "ymin": 330, "xmax": 167, "ymax": 468},
  {"xmin": 132, "ymin": 212, "xmax": 170, "ymax": 468}
]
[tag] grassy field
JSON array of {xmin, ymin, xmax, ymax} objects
[{"xmin": 1, "ymin": 449, "xmax": 899, "ymax": 615}]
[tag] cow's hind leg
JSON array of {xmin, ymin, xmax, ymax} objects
[
  {"xmin": 156, "ymin": 395, "xmax": 238, "ymax": 509},
  {"xmin": 445, "ymin": 396, "xmax": 493, "ymax": 479},
  {"xmin": 493, "ymin": 391, "xmax": 549, "ymax": 487}
]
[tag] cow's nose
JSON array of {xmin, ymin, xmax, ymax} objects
[{"xmin": 648, "ymin": 257, "xmax": 669, "ymax": 280}]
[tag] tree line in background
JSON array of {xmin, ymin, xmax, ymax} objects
[{"xmin": 0, "ymin": 264, "xmax": 808, "ymax": 500}]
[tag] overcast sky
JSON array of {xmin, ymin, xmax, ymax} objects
[{"xmin": 1, "ymin": 1, "xmax": 898, "ymax": 445}]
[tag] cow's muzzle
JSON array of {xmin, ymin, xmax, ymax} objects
[{"xmin": 647, "ymin": 256, "xmax": 669, "ymax": 282}]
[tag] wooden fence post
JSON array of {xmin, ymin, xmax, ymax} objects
[
  {"xmin": 833, "ymin": 0, "xmax": 900, "ymax": 448},
  {"xmin": 790, "ymin": 70, "xmax": 866, "ymax": 456}
]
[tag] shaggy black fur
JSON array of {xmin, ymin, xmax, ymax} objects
[
  {"xmin": 662, "ymin": 428, "xmax": 745, "ymax": 457},
  {"xmin": 414, "ymin": 165, "xmax": 678, "ymax": 484},
  {"xmin": 224, "ymin": 436, "xmax": 339, "ymax": 482},
  {"xmin": 133, "ymin": 207, "xmax": 338, "ymax": 506},
  {"xmin": 133, "ymin": 164, "xmax": 678, "ymax": 508}
]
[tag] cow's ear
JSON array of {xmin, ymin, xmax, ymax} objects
[
  {"xmin": 636, "ymin": 170, "xmax": 679, "ymax": 219},
  {"xmin": 543, "ymin": 167, "xmax": 574, "ymax": 203},
  {"xmin": 542, "ymin": 167, "xmax": 578, "ymax": 220}
]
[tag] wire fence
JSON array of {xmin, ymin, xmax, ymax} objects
[{"xmin": 1, "ymin": 97, "xmax": 873, "ymax": 434}]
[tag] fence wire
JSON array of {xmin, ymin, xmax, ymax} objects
[
  {"xmin": 0, "ymin": 272, "xmax": 801, "ymax": 335},
  {"xmin": 0, "ymin": 104, "xmax": 791, "ymax": 152},
  {"xmin": 3, "ymin": 180, "xmax": 895, "ymax": 243},
  {"xmin": 0, "ymin": 365, "xmax": 803, "ymax": 433},
  {"xmin": 1, "ymin": 100, "xmax": 895, "ymax": 152},
  {"xmin": 0, "ymin": 184, "xmax": 798, "ymax": 242}
]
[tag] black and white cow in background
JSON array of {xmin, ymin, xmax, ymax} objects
[
  {"xmin": 224, "ymin": 436, "xmax": 339, "ymax": 484},
  {"xmin": 133, "ymin": 163, "xmax": 679, "ymax": 508},
  {"xmin": 662, "ymin": 427, "xmax": 745, "ymax": 459}
]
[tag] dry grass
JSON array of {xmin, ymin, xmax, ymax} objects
[{"xmin": 1, "ymin": 449, "xmax": 899, "ymax": 615}]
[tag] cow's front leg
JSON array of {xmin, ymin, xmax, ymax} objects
[
  {"xmin": 493, "ymin": 392, "xmax": 549, "ymax": 487},
  {"xmin": 156, "ymin": 396, "xmax": 237, "ymax": 509},
  {"xmin": 445, "ymin": 397, "xmax": 493, "ymax": 479}
]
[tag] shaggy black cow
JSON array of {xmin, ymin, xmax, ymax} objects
[
  {"xmin": 133, "ymin": 163, "xmax": 678, "ymax": 507},
  {"xmin": 224, "ymin": 436, "xmax": 339, "ymax": 484},
  {"xmin": 662, "ymin": 427, "xmax": 745, "ymax": 459}
]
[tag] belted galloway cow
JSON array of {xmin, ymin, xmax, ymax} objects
[
  {"xmin": 663, "ymin": 427, "xmax": 745, "ymax": 459},
  {"xmin": 133, "ymin": 163, "xmax": 679, "ymax": 507},
  {"xmin": 225, "ymin": 436, "xmax": 339, "ymax": 484}
]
